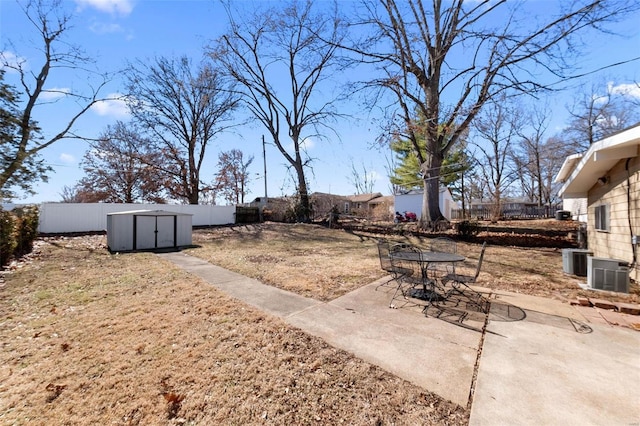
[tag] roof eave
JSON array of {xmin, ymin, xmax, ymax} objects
[{"xmin": 559, "ymin": 124, "xmax": 640, "ymax": 196}]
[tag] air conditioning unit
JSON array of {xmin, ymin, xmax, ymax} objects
[
  {"xmin": 562, "ymin": 249, "xmax": 593, "ymax": 276},
  {"xmin": 587, "ymin": 257, "xmax": 629, "ymax": 293}
]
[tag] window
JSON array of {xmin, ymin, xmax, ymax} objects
[
  {"xmin": 344, "ymin": 202, "xmax": 350, "ymax": 214},
  {"xmin": 594, "ymin": 204, "xmax": 609, "ymax": 231}
]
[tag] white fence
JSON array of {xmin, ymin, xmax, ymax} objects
[{"xmin": 38, "ymin": 203, "xmax": 237, "ymax": 234}]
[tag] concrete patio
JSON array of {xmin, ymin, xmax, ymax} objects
[{"xmin": 159, "ymin": 251, "xmax": 640, "ymax": 425}]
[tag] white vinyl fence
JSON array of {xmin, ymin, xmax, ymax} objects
[{"xmin": 38, "ymin": 203, "xmax": 236, "ymax": 234}]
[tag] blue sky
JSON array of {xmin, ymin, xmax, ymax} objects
[{"xmin": 1, "ymin": 0, "xmax": 639, "ymax": 204}]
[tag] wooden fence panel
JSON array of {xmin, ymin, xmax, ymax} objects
[{"xmin": 235, "ymin": 207, "xmax": 260, "ymax": 224}]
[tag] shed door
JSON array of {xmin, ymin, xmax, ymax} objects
[
  {"xmin": 135, "ymin": 216, "xmax": 157, "ymax": 250},
  {"xmin": 134, "ymin": 215, "xmax": 176, "ymax": 250},
  {"xmin": 156, "ymin": 216, "xmax": 175, "ymax": 248}
]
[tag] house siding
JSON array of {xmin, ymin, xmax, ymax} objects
[{"xmin": 587, "ymin": 155, "xmax": 640, "ymax": 282}]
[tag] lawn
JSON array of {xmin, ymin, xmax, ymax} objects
[
  {"xmin": 0, "ymin": 231, "xmax": 465, "ymax": 425},
  {"xmin": 1, "ymin": 221, "xmax": 636, "ymax": 425},
  {"xmin": 187, "ymin": 222, "xmax": 638, "ymax": 304}
]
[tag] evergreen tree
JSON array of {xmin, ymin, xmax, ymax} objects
[
  {"xmin": 389, "ymin": 118, "xmax": 472, "ymax": 200},
  {"xmin": 0, "ymin": 70, "xmax": 46, "ymax": 199}
]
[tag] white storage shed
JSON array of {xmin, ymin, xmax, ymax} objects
[
  {"xmin": 107, "ymin": 210, "xmax": 193, "ymax": 252},
  {"xmin": 394, "ymin": 188, "xmax": 456, "ymax": 220}
]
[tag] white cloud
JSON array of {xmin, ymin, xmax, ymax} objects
[
  {"xmin": 0, "ymin": 51, "xmax": 28, "ymax": 73},
  {"xmin": 300, "ymin": 137, "xmax": 315, "ymax": 150},
  {"xmin": 89, "ymin": 22, "xmax": 124, "ymax": 35},
  {"xmin": 367, "ymin": 170, "xmax": 381, "ymax": 182},
  {"xmin": 591, "ymin": 93, "xmax": 608, "ymax": 106},
  {"xmin": 59, "ymin": 153, "xmax": 76, "ymax": 164},
  {"xmin": 287, "ymin": 137, "xmax": 316, "ymax": 153},
  {"xmin": 40, "ymin": 87, "xmax": 71, "ymax": 101},
  {"xmin": 608, "ymin": 82, "xmax": 640, "ymax": 99},
  {"xmin": 75, "ymin": 0, "xmax": 134, "ymax": 16},
  {"xmin": 91, "ymin": 93, "xmax": 130, "ymax": 118}
]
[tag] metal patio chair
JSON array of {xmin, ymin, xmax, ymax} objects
[
  {"xmin": 388, "ymin": 245, "xmax": 426, "ymax": 309},
  {"xmin": 442, "ymin": 241, "xmax": 489, "ymax": 312},
  {"xmin": 430, "ymin": 237, "xmax": 457, "ymax": 254},
  {"xmin": 428, "ymin": 237, "xmax": 457, "ymax": 277},
  {"xmin": 376, "ymin": 239, "xmax": 414, "ymax": 289}
]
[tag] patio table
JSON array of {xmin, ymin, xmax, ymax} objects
[{"xmin": 390, "ymin": 251, "xmax": 465, "ymax": 310}]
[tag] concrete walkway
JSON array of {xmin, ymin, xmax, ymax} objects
[
  {"xmin": 471, "ymin": 291, "xmax": 640, "ymax": 425},
  {"xmin": 159, "ymin": 252, "xmax": 640, "ymax": 425}
]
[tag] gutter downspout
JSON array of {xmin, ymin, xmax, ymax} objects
[{"xmin": 626, "ymin": 158, "xmax": 637, "ymax": 273}]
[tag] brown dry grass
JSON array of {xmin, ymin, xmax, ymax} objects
[
  {"xmin": 1, "ymin": 233, "xmax": 466, "ymax": 425},
  {"xmin": 188, "ymin": 223, "xmax": 383, "ymax": 302},
  {"xmin": 188, "ymin": 222, "xmax": 639, "ymax": 305},
  {"xmin": 2, "ymin": 221, "xmax": 637, "ymax": 425}
]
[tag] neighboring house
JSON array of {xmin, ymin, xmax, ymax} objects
[
  {"xmin": 394, "ymin": 188, "xmax": 455, "ymax": 221},
  {"xmin": 251, "ymin": 192, "xmax": 391, "ymax": 221},
  {"xmin": 346, "ymin": 193, "xmax": 383, "ymax": 213},
  {"xmin": 310, "ymin": 192, "xmax": 349, "ymax": 218},
  {"xmin": 246, "ymin": 195, "xmax": 295, "ymax": 222},
  {"xmin": 310, "ymin": 192, "xmax": 383, "ymax": 217},
  {"xmin": 342, "ymin": 192, "xmax": 395, "ymax": 220},
  {"xmin": 367, "ymin": 195, "xmax": 394, "ymax": 221},
  {"xmin": 556, "ymin": 123, "xmax": 640, "ymax": 283}
]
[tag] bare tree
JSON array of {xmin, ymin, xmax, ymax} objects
[
  {"xmin": 124, "ymin": 56, "xmax": 239, "ymax": 204},
  {"xmin": 348, "ymin": 159, "xmax": 377, "ymax": 195},
  {"xmin": 0, "ymin": 0, "xmax": 112, "ymax": 198},
  {"xmin": 563, "ymin": 79, "xmax": 640, "ymax": 150},
  {"xmin": 462, "ymin": 171, "xmax": 486, "ymax": 219},
  {"xmin": 513, "ymin": 105, "xmax": 574, "ymax": 208},
  {"xmin": 59, "ymin": 185, "xmax": 83, "ymax": 203},
  {"xmin": 539, "ymin": 135, "xmax": 571, "ymax": 206},
  {"xmin": 212, "ymin": 149, "xmax": 254, "ymax": 205},
  {"xmin": 473, "ymin": 96, "xmax": 522, "ymax": 222},
  {"xmin": 214, "ymin": 0, "xmax": 344, "ymax": 222},
  {"xmin": 348, "ymin": 0, "xmax": 637, "ymax": 227},
  {"xmin": 74, "ymin": 122, "xmax": 167, "ymax": 203},
  {"xmin": 513, "ymin": 105, "xmax": 551, "ymax": 206}
]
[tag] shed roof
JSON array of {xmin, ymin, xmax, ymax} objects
[{"xmin": 556, "ymin": 123, "xmax": 640, "ymax": 197}]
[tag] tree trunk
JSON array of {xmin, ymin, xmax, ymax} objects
[
  {"xmin": 295, "ymin": 165, "xmax": 311, "ymax": 222},
  {"xmin": 491, "ymin": 187, "xmax": 502, "ymax": 222},
  {"xmin": 188, "ymin": 175, "xmax": 199, "ymax": 204},
  {"xmin": 536, "ymin": 152, "xmax": 543, "ymax": 208},
  {"xmin": 461, "ymin": 172, "xmax": 466, "ymax": 219},
  {"xmin": 420, "ymin": 154, "xmax": 444, "ymax": 228}
]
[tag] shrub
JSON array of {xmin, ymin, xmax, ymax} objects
[
  {"xmin": 0, "ymin": 209, "xmax": 17, "ymax": 267},
  {"xmin": 456, "ymin": 220, "xmax": 479, "ymax": 241},
  {"xmin": 14, "ymin": 205, "xmax": 39, "ymax": 257},
  {"xmin": 0, "ymin": 206, "xmax": 39, "ymax": 268},
  {"xmin": 283, "ymin": 196, "xmax": 312, "ymax": 223}
]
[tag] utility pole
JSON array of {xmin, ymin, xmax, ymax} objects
[{"xmin": 262, "ymin": 135, "xmax": 268, "ymax": 206}]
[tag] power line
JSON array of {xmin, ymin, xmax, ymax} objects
[
  {"xmin": 392, "ymin": 168, "xmax": 468, "ymax": 186},
  {"xmin": 42, "ymin": 162, "xmax": 76, "ymax": 168},
  {"xmin": 549, "ymin": 56, "xmax": 640, "ymax": 87}
]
